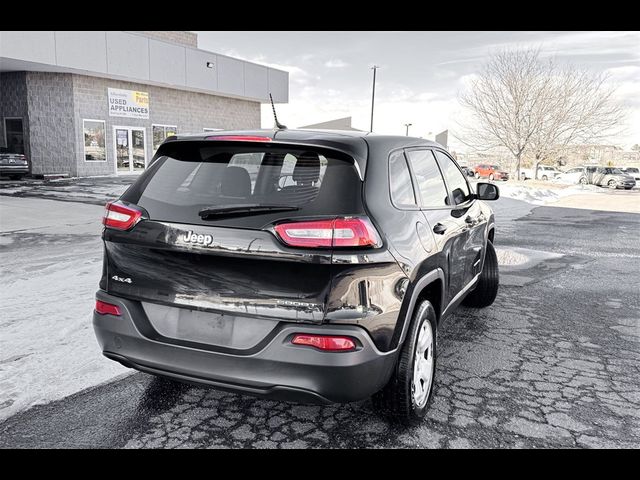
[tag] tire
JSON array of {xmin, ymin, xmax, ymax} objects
[
  {"xmin": 607, "ymin": 180, "xmax": 617, "ymax": 189},
  {"xmin": 541, "ymin": 175, "xmax": 548, "ymax": 181},
  {"xmin": 489, "ymin": 173, "xmax": 494, "ymax": 181},
  {"xmin": 372, "ymin": 301, "xmax": 437, "ymax": 425},
  {"xmin": 463, "ymin": 240, "xmax": 499, "ymax": 308},
  {"xmin": 579, "ymin": 177, "xmax": 588, "ymax": 185}
]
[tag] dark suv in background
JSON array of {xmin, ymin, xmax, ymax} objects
[
  {"xmin": 94, "ymin": 130, "xmax": 500, "ymax": 423},
  {"xmin": 0, "ymin": 147, "xmax": 30, "ymax": 180}
]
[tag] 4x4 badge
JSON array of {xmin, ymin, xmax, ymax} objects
[{"xmin": 112, "ymin": 275, "xmax": 132, "ymax": 284}]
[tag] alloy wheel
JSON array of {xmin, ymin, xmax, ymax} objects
[{"xmin": 412, "ymin": 320, "xmax": 435, "ymax": 409}]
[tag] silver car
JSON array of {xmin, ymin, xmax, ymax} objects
[
  {"xmin": 620, "ymin": 166, "xmax": 640, "ymax": 183},
  {"xmin": 583, "ymin": 166, "xmax": 636, "ymax": 190}
]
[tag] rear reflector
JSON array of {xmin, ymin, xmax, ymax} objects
[
  {"xmin": 291, "ymin": 334, "xmax": 356, "ymax": 351},
  {"xmin": 274, "ymin": 218, "xmax": 381, "ymax": 248},
  {"xmin": 205, "ymin": 135, "xmax": 272, "ymax": 142},
  {"xmin": 95, "ymin": 300, "xmax": 121, "ymax": 316},
  {"xmin": 103, "ymin": 202, "xmax": 142, "ymax": 231}
]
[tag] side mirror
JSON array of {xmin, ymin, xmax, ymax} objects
[{"xmin": 476, "ymin": 182, "xmax": 499, "ymax": 201}]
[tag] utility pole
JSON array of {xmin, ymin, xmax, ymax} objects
[
  {"xmin": 370, "ymin": 65, "xmax": 379, "ymax": 132},
  {"xmin": 404, "ymin": 123, "xmax": 412, "ymax": 136}
]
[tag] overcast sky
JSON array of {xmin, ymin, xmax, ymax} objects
[{"xmin": 196, "ymin": 31, "xmax": 640, "ymax": 152}]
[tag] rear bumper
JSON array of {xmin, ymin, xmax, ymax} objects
[
  {"xmin": 93, "ymin": 290, "xmax": 398, "ymax": 404},
  {"xmin": 0, "ymin": 165, "xmax": 29, "ymax": 174}
]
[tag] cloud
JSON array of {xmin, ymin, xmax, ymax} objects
[
  {"xmin": 453, "ymin": 32, "xmax": 640, "ymax": 64},
  {"xmin": 414, "ymin": 92, "xmax": 439, "ymax": 102},
  {"xmin": 324, "ymin": 59, "xmax": 349, "ymax": 68},
  {"xmin": 212, "ymin": 33, "xmax": 639, "ymax": 149}
]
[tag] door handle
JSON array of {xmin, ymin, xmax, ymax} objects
[{"xmin": 433, "ymin": 223, "xmax": 447, "ymax": 235}]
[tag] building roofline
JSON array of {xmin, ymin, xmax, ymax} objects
[{"xmin": 0, "ymin": 31, "xmax": 289, "ymax": 103}]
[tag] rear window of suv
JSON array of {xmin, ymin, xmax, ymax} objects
[{"xmin": 122, "ymin": 141, "xmax": 362, "ymax": 227}]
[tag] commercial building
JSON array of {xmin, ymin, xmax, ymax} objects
[
  {"xmin": 300, "ymin": 117, "xmax": 363, "ymax": 131},
  {"xmin": 0, "ymin": 31, "xmax": 289, "ymax": 177}
]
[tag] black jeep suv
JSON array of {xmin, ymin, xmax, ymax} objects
[{"xmin": 94, "ymin": 129, "xmax": 499, "ymax": 423}]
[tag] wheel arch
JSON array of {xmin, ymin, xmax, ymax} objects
[
  {"xmin": 487, "ymin": 225, "xmax": 495, "ymax": 244},
  {"xmin": 393, "ymin": 268, "xmax": 445, "ymax": 350}
]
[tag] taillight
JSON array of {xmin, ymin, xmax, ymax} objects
[
  {"xmin": 291, "ymin": 334, "xmax": 356, "ymax": 351},
  {"xmin": 103, "ymin": 202, "xmax": 142, "ymax": 231},
  {"xmin": 95, "ymin": 300, "xmax": 121, "ymax": 316},
  {"xmin": 273, "ymin": 218, "xmax": 381, "ymax": 248},
  {"xmin": 205, "ymin": 135, "xmax": 272, "ymax": 142}
]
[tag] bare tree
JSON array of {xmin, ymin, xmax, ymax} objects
[
  {"xmin": 527, "ymin": 68, "xmax": 624, "ymax": 178},
  {"xmin": 457, "ymin": 48, "xmax": 624, "ymax": 179}
]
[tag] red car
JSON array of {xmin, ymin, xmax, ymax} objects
[{"xmin": 474, "ymin": 164, "xmax": 509, "ymax": 181}]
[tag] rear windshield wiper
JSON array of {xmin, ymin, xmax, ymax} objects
[{"xmin": 198, "ymin": 204, "xmax": 299, "ymax": 219}]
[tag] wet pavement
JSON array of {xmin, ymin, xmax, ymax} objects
[
  {"xmin": 0, "ymin": 175, "xmax": 133, "ymax": 205},
  {"xmin": 1, "ymin": 178, "xmax": 639, "ymax": 448}
]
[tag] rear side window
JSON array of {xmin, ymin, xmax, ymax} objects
[
  {"xmin": 434, "ymin": 150, "xmax": 472, "ymax": 206},
  {"xmin": 125, "ymin": 142, "xmax": 360, "ymax": 226},
  {"xmin": 389, "ymin": 150, "xmax": 417, "ymax": 207},
  {"xmin": 405, "ymin": 150, "xmax": 449, "ymax": 208}
]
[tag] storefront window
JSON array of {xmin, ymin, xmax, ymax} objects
[
  {"xmin": 4, "ymin": 118, "xmax": 25, "ymax": 154},
  {"xmin": 83, "ymin": 120, "xmax": 106, "ymax": 162},
  {"xmin": 152, "ymin": 125, "xmax": 177, "ymax": 153}
]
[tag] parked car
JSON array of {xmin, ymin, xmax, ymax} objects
[
  {"xmin": 520, "ymin": 165, "xmax": 561, "ymax": 181},
  {"xmin": 474, "ymin": 164, "xmax": 509, "ymax": 181},
  {"xmin": 584, "ymin": 166, "xmax": 636, "ymax": 189},
  {"xmin": 0, "ymin": 147, "xmax": 30, "ymax": 180},
  {"xmin": 555, "ymin": 166, "xmax": 587, "ymax": 185},
  {"xmin": 94, "ymin": 130, "xmax": 500, "ymax": 424},
  {"xmin": 619, "ymin": 166, "xmax": 640, "ymax": 183},
  {"xmin": 460, "ymin": 165, "xmax": 475, "ymax": 177}
]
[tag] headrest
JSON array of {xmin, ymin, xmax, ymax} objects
[
  {"xmin": 292, "ymin": 152, "xmax": 320, "ymax": 184},
  {"xmin": 221, "ymin": 166, "xmax": 251, "ymax": 197}
]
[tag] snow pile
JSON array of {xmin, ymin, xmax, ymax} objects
[
  {"xmin": 497, "ymin": 182, "xmax": 602, "ymax": 206},
  {"xmin": 495, "ymin": 247, "xmax": 529, "ymax": 266}
]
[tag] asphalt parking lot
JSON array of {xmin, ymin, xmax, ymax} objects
[{"xmin": 0, "ymin": 176, "xmax": 639, "ymax": 448}]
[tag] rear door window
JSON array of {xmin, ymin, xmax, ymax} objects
[
  {"xmin": 389, "ymin": 150, "xmax": 417, "ymax": 208},
  {"xmin": 405, "ymin": 149, "xmax": 449, "ymax": 208}
]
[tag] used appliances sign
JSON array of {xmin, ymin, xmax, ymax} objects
[{"xmin": 108, "ymin": 88, "xmax": 149, "ymax": 119}]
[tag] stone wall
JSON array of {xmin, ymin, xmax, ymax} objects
[
  {"xmin": 2, "ymin": 71, "xmax": 261, "ymax": 176},
  {"xmin": 72, "ymin": 74, "xmax": 261, "ymax": 176},
  {"xmin": 25, "ymin": 73, "xmax": 76, "ymax": 175},
  {"xmin": 0, "ymin": 72, "xmax": 30, "ymax": 158}
]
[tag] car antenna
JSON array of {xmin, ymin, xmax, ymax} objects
[{"xmin": 269, "ymin": 93, "xmax": 287, "ymax": 130}]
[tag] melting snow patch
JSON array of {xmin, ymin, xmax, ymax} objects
[
  {"xmin": 495, "ymin": 247, "xmax": 529, "ymax": 266},
  {"xmin": 494, "ymin": 246, "xmax": 564, "ymax": 272}
]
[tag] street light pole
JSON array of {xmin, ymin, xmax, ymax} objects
[
  {"xmin": 404, "ymin": 123, "xmax": 412, "ymax": 136},
  {"xmin": 370, "ymin": 65, "xmax": 379, "ymax": 132}
]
